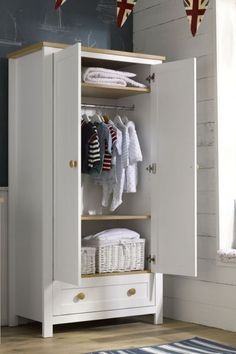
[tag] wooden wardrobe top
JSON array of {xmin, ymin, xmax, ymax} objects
[{"xmin": 7, "ymin": 41, "xmax": 166, "ymax": 61}]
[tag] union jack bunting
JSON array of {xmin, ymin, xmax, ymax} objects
[
  {"xmin": 183, "ymin": 0, "xmax": 209, "ymax": 36},
  {"xmin": 55, "ymin": 0, "xmax": 67, "ymax": 10},
  {"xmin": 117, "ymin": 0, "xmax": 137, "ymax": 28}
]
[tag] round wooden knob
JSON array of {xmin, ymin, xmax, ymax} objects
[
  {"xmin": 127, "ymin": 288, "xmax": 136, "ymax": 297},
  {"xmin": 77, "ymin": 292, "xmax": 85, "ymax": 300},
  {"xmin": 69, "ymin": 160, "xmax": 77, "ymax": 168}
]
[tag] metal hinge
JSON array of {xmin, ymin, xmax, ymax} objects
[
  {"xmin": 146, "ymin": 73, "xmax": 155, "ymax": 84},
  {"xmin": 146, "ymin": 255, "xmax": 156, "ymax": 264},
  {"xmin": 146, "ymin": 163, "xmax": 157, "ymax": 174}
]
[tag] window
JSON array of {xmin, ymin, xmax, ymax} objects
[{"xmin": 216, "ymin": 0, "xmax": 236, "ymax": 263}]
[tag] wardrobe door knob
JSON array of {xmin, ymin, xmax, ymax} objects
[
  {"xmin": 127, "ymin": 288, "xmax": 136, "ymax": 297},
  {"xmin": 77, "ymin": 292, "xmax": 86, "ymax": 300},
  {"xmin": 69, "ymin": 160, "xmax": 77, "ymax": 168}
]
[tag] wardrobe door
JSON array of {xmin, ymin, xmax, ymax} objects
[
  {"xmin": 54, "ymin": 44, "xmax": 82, "ymax": 286},
  {"xmin": 151, "ymin": 58, "xmax": 197, "ymax": 277}
]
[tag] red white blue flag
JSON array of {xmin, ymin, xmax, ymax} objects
[
  {"xmin": 55, "ymin": 0, "xmax": 67, "ymax": 10},
  {"xmin": 183, "ymin": 0, "xmax": 209, "ymax": 36},
  {"xmin": 117, "ymin": 0, "xmax": 137, "ymax": 28}
]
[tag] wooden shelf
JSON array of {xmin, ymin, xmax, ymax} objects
[
  {"xmin": 82, "ymin": 270, "xmax": 151, "ymax": 278},
  {"xmin": 82, "ymin": 83, "xmax": 150, "ymax": 99},
  {"xmin": 81, "ymin": 214, "xmax": 151, "ymax": 221}
]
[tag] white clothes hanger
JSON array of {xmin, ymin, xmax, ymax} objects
[
  {"xmin": 121, "ymin": 112, "xmax": 129, "ymax": 125},
  {"xmin": 82, "ymin": 113, "xmax": 91, "ymax": 123},
  {"xmin": 98, "ymin": 110, "xmax": 105, "ymax": 123},
  {"xmin": 114, "ymin": 113, "xmax": 125, "ymax": 127},
  {"xmin": 114, "ymin": 114, "xmax": 123, "ymax": 125},
  {"xmin": 90, "ymin": 112, "xmax": 103, "ymax": 123}
]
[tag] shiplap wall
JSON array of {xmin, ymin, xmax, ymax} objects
[
  {"xmin": 1, "ymin": 188, "xmax": 8, "ymax": 326},
  {"xmin": 134, "ymin": 0, "xmax": 236, "ymax": 331}
]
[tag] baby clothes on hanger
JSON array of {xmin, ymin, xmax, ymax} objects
[
  {"xmin": 81, "ymin": 112, "xmax": 143, "ymax": 212},
  {"xmin": 81, "ymin": 120, "xmax": 99, "ymax": 173},
  {"xmin": 101, "ymin": 123, "xmax": 122, "ymax": 209},
  {"xmin": 90, "ymin": 122, "xmax": 112, "ymax": 174},
  {"xmin": 109, "ymin": 119, "xmax": 129, "ymax": 211},
  {"xmin": 102, "ymin": 122, "xmax": 117, "ymax": 172},
  {"xmin": 104, "ymin": 119, "xmax": 142, "ymax": 211},
  {"xmin": 88, "ymin": 124, "xmax": 101, "ymax": 170},
  {"xmin": 124, "ymin": 121, "xmax": 143, "ymax": 193},
  {"xmin": 82, "ymin": 119, "xmax": 113, "ymax": 175}
]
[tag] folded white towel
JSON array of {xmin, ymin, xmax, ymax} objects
[
  {"xmin": 84, "ymin": 77, "xmax": 127, "ymax": 87},
  {"xmin": 83, "ymin": 228, "xmax": 140, "ymax": 242},
  {"xmin": 82, "ymin": 67, "xmax": 147, "ymax": 88},
  {"xmin": 83, "ymin": 67, "xmax": 136, "ymax": 81},
  {"xmin": 82, "ymin": 238, "xmax": 143, "ymax": 248},
  {"xmin": 217, "ymin": 249, "xmax": 236, "ymax": 263}
]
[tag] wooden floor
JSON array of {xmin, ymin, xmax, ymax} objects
[{"xmin": 2, "ymin": 316, "xmax": 236, "ymax": 354}]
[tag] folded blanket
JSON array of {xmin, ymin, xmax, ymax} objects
[
  {"xmin": 83, "ymin": 67, "xmax": 146, "ymax": 88},
  {"xmin": 82, "ymin": 238, "xmax": 143, "ymax": 248},
  {"xmin": 217, "ymin": 249, "xmax": 236, "ymax": 263},
  {"xmin": 82, "ymin": 228, "xmax": 140, "ymax": 242},
  {"xmin": 85, "ymin": 77, "xmax": 127, "ymax": 87},
  {"xmin": 83, "ymin": 67, "xmax": 136, "ymax": 81}
]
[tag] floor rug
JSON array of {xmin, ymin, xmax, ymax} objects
[{"xmin": 88, "ymin": 337, "xmax": 236, "ymax": 354}]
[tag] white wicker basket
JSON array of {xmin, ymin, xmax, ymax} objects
[
  {"xmin": 81, "ymin": 247, "xmax": 96, "ymax": 275},
  {"xmin": 83, "ymin": 239, "xmax": 145, "ymax": 273}
]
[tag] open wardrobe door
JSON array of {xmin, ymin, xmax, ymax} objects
[
  {"xmin": 151, "ymin": 58, "xmax": 197, "ymax": 277},
  {"xmin": 53, "ymin": 44, "xmax": 82, "ymax": 286}
]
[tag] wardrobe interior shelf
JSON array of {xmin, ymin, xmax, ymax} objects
[
  {"xmin": 82, "ymin": 82, "xmax": 150, "ymax": 99},
  {"xmin": 81, "ymin": 214, "xmax": 151, "ymax": 221},
  {"xmin": 82, "ymin": 270, "xmax": 151, "ymax": 278}
]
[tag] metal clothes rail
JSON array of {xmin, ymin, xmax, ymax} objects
[{"xmin": 81, "ymin": 103, "xmax": 135, "ymax": 111}]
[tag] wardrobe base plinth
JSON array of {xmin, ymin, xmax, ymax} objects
[{"xmin": 52, "ymin": 306, "xmax": 158, "ymax": 326}]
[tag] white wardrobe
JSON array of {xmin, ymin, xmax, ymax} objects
[{"xmin": 8, "ymin": 42, "xmax": 197, "ymax": 338}]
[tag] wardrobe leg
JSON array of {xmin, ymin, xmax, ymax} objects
[
  {"xmin": 154, "ymin": 311, "xmax": 163, "ymax": 325},
  {"xmin": 42, "ymin": 321, "xmax": 53, "ymax": 338}
]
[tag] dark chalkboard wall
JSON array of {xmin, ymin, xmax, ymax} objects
[{"xmin": 0, "ymin": 0, "xmax": 133, "ymax": 186}]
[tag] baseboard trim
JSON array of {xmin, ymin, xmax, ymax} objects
[{"xmin": 164, "ymin": 296, "xmax": 236, "ymax": 332}]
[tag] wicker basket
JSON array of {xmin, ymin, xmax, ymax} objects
[
  {"xmin": 83, "ymin": 239, "xmax": 145, "ymax": 273},
  {"xmin": 81, "ymin": 247, "xmax": 96, "ymax": 275}
]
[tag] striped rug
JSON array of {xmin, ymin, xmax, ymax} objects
[{"xmin": 88, "ymin": 337, "xmax": 236, "ymax": 354}]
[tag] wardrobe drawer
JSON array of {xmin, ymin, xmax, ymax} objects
[{"xmin": 53, "ymin": 274, "xmax": 155, "ymax": 316}]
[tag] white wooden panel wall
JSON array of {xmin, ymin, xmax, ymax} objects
[
  {"xmin": 0, "ymin": 188, "xmax": 8, "ymax": 326},
  {"xmin": 134, "ymin": 0, "xmax": 236, "ymax": 331}
]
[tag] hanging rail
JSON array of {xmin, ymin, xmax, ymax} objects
[{"xmin": 82, "ymin": 103, "xmax": 135, "ymax": 111}]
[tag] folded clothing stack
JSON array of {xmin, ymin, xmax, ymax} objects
[
  {"xmin": 82, "ymin": 67, "xmax": 146, "ymax": 88},
  {"xmin": 82, "ymin": 228, "xmax": 140, "ymax": 247}
]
